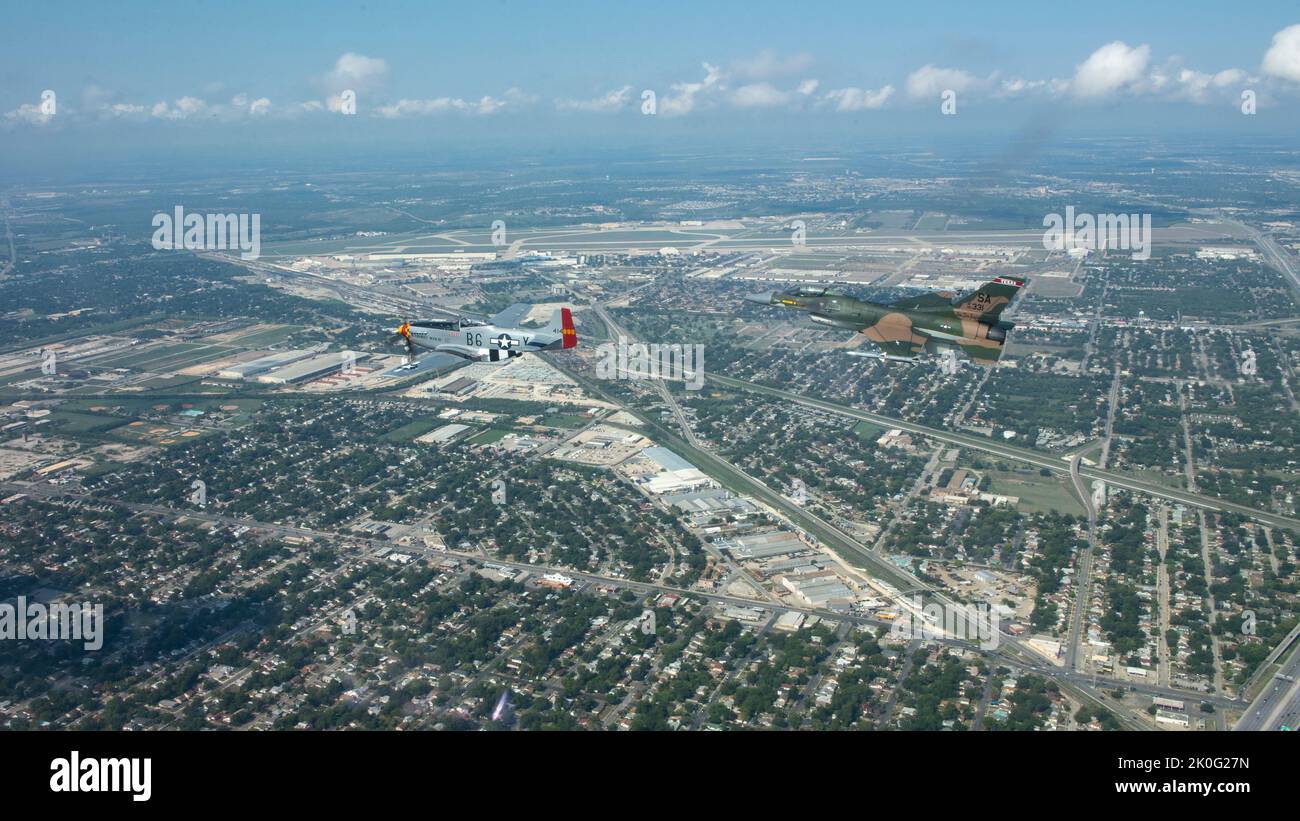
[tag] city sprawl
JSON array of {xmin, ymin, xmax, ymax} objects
[{"xmin": 1, "ymin": 136, "xmax": 1299, "ymax": 733}]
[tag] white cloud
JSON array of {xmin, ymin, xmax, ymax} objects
[
  {"xmin": 375, "ymin": 92, "xmax": 520, "ymax": 118},
  {"xmin": 822, "ymin": 85, "xmax": 894, "ymax": 111},
  {"xmin": 1262, "ymin": 24, "xmax": 1300, "ymax": 83},
  {"xmin": 10, "ymin": 36, "xmax": 1291, "ymax": 131},
  {"xmin": 1072, "ymin": 41, "xmax": 1150, "ymax": 97},
  {"xmin": 730, "ymin": 82, "xmax": 790, "ymax": 108},
  {"xmin": 321, "ymin": 52, "xmax": 389, "ymax": 94},
  {"xmin": 473, "ymin": 95, "xmax": 507, "ymax": 115},
  {"xmin": 150, "ymin": 96, "xmax": 208, "ymax": 120},
  {"xmin": 501, "ymin": 87, "xmax": 538, "ymax": 106},
  {"xmin": 658, "ymin": 60, "xmax": 826, "ymax": 113},
  {"xmin": 899, "ymin": 43, "xmax": 1246, "ymax": 105},
  {"xmin": 905, "ymin": 65, "xmax": 990, "ymax": 99},
  {"xmin": 555, "ymin": 86, "xmax": 634, "ymax": 112},
  {"xmin": 376, "ymin": 98, "xmax": 466, "ymax": 117},
  {"xmin": 997, "ymin": 77, "xmax": 1058, "ymax": 97},
  {"xmin": 4, "ymin": 102, "xmax": 54, "ymax": 126},
  {"xmin": 660, "ymin": 62, "xmax": 725, "ymax": 116},
  {"xmin": 107, "ymin": 102, "xmax": 145, "ymax": 116},
  {"xmin": 141, "ymin": 94, "xmax": 275, "ymax": 122},
  {"xmin": 1165, "ymin": 65, "xmax": 1248, "ymax": 102}
]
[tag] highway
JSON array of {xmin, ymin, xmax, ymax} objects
[
  {"xmin": 1064, "ymin": 454, "xmax": 1096, "ymax": 672},
  {"xmin": 1235, "ymin": 622, "xmax": 1300, "ymax": 731},
  {"xmin": 543, "ymin": 347, "xmax": 1224, "ymax": 726},
  {"xmin": 1235, "ymin": 651, "xmax": 1300, "ymax": 731},
  {"xmin": 1234, "ymin": 219, "xmax": 1300, "ymax": 296},
  {"xmin": 591, "ymin": 302, "xmax": 703, "ymax": 449},
  {"xmin": 0, "ymin": 197, "xmax": 14, "ymax": 279},
  {"xmin": 704, "ymin": 372, "xmax": 1300, "ymax": 533}
]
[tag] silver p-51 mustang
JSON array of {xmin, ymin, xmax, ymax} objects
[{"xmin": 391, "ymin": 303, "xmax": 577, "ymax": 365}]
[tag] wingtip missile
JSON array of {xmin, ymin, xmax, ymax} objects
[{"xmin": 845, "ymin": 350, "xmax": 912, "ymax": 362}]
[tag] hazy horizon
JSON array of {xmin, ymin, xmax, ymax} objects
[{"xmin": 5, "ymin": 1, "xmax": 1300, "ymax": 182}]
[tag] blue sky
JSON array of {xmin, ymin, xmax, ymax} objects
[{"xmin": 4, "ymin": 0, "xmax": 1300, "ymax": 170}]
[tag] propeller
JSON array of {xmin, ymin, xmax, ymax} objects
[{"xmin": 389, "ymin": 320, "xmax": 415, "ymax": 361}]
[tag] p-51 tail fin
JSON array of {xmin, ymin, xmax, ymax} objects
[{"xmin": 546, "ymin": 307, "xmax": 577, "ymax": 349}]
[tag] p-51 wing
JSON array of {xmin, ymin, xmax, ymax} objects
[
  {"xmin": 434, "ymin": 343, "xmax": 522, "ymax": 362},
  {"xmin": 488, "ymin": 303, "xmax": 532, "ymax": 328}
]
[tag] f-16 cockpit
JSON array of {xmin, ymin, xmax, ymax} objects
[{"xmin": 788, "ymin": 286, "xmax": 831, "ymax": 297}]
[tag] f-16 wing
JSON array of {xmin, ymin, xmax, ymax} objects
[
  {"xmin": 889, "ymin": 292, "xmax": 955, "ymax": 312},
  {"xmin": 849, "ymin": 338, "xmax": 920, "ymax": 361},
  {"xmin": 807, "ymin": 312, "xmax": 868, "ymax": 331}
]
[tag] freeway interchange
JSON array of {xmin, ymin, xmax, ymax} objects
[{"xmin": 544, "ymin": 316, "xmax": 1287, "ymax": 729}]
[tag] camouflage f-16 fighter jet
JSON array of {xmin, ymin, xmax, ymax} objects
[
  {"xmin": 745, "ymin": 276, "xmax": 1025, "ymax": 364},
  {"xmin": 390, "ymin": 304, "xmax": 577, "ymax": 366}
]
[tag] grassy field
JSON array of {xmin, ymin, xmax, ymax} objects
[
  {"xmin": 221, "ymin": 325, "xmax": 300, "ymax": 347},
  {"xmin": 80, "ymin": 460, "xmax": 126, "ymax": 479},
  {"xmin": 47, "ymin": 411, "xmax": 131, "ymax": 435},
  {"xmin": 0, "ymin": 369, "xmax": 38, "ymax": 387},
  {"xmin": 132, "ymin": 375, "xmax": 208, "ymax": 390},
  {"xmin": 853, "ymin": 420, "xmax": 886, "ymax": 441},
  {"xmin": 542, "ymin": 413, "xmax": 590, "ymax": 429},
  {"xmin": 913, "ymin": 213, "xmax": 949, "ymax": 230},
  {"xmin": 1065, "ymin": 441, "xmax": 1105, "ymax": 462},
  {"xmin": 61, "ymin": 396, "xmax": 263, "ymax": 416},
  {"xmin": 466, "ymin": 428, "xmax": 513, "ymax": 445},
  {"xmin": 1110, "ymin": 464, "xmax": 1189, "ymax": 490},
  {"xmin": 986, "ymin": 469, "xmax": 1085, "ymax": 516},
  {"xmin": 381, "ymin": 417, "xmax": 447, "ymax": 442}
]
